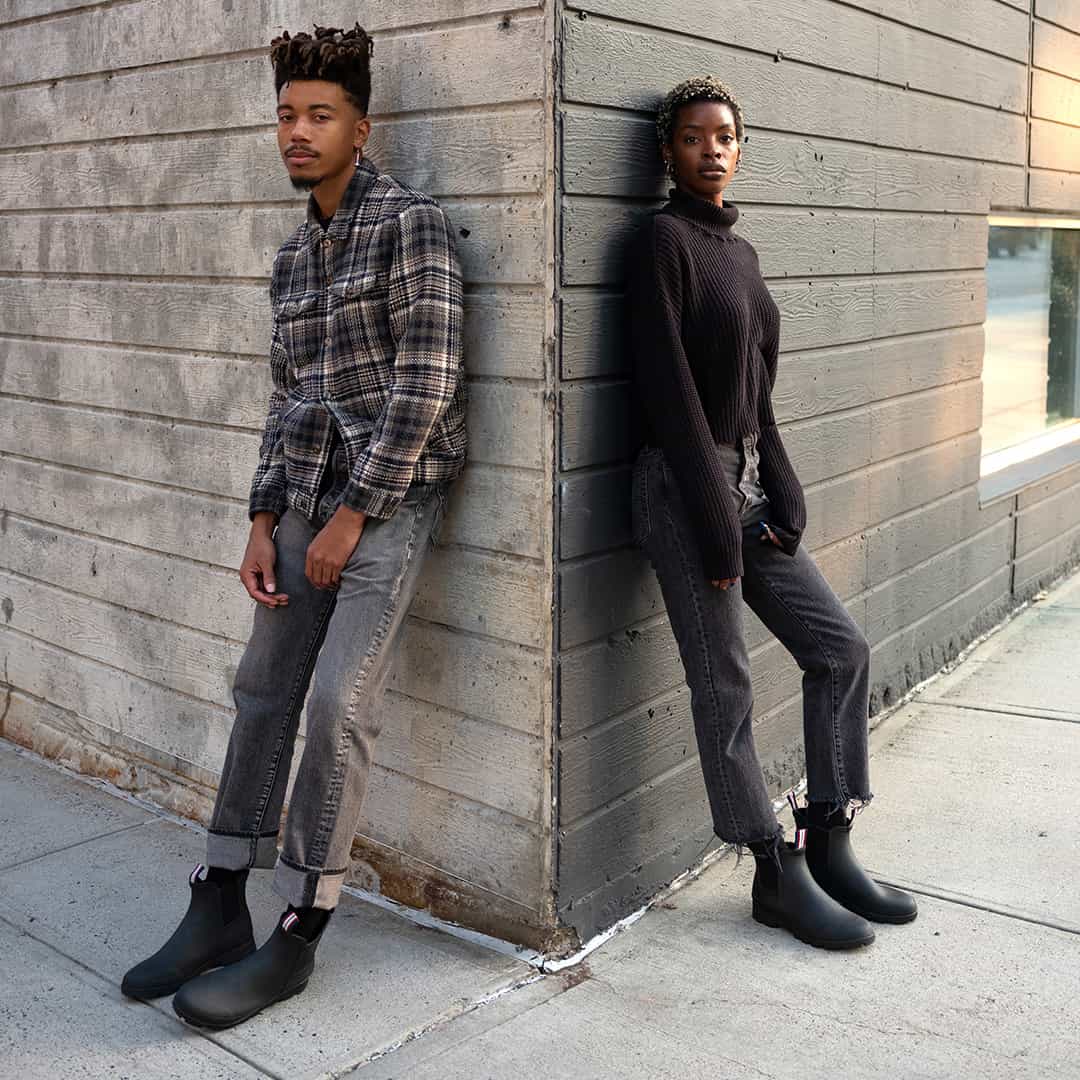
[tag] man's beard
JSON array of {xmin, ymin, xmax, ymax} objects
[{"xmin": 288, "ymin": 174, "xmax": 320, "ymax": 191}]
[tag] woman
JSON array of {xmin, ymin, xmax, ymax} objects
[{"xmin": 626, "ymin": 76, "xmax": 917, "ymax": 949}]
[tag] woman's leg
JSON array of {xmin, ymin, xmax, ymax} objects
[
  {"xmin": 738, "ymin": 529, "xmax": 873, "ymax": 811},
  {"xmin": 632, "ymin": 447, "xmax": 783, "ymax": 851},
  {"xmin": 739, "ymin": 522, "xmax": 916, "ymax": 925}
]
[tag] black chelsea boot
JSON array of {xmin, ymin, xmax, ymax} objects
[
  {"xmin": 121, "ymin": 863, "xmax": 255, "ymax": 1000},
  {"xmin": 172, "ymin": 905, "xmax": 332, "ymax": 1030},
  {"xmin": 751, "ymin": 838, "xmax": 876, "ymax": 950},
  {"xmin": 794, "ymin": 801, "xmax": 918, "ymax": 924}
]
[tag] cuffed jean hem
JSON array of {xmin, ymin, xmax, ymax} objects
[
  {"xmin": 273, "ymin": 855, "xmax": 345, "ymax": 911},
  {"xmin": 206, "ymin": 830, "xmax": 279, "ymax": 870},
  {"xmin": 805, "ymin": 792, "xmax": 875, "ymax": 816}
]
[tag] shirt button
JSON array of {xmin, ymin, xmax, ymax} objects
[
  {"xmin": 323, "ymin": 237, "xmax": 332, "ymax": 247},
  {"xmin": 324, "ymin": 335, "xmax": 331, "ymax": 345}
]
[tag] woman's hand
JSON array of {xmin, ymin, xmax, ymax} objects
[
  {"xmin": 759, "ymin": 521, "xmax": 784, "ymax": 548},
  {"xmin": 710, "ymin": 577, "xmax": 739, "ymax": 590}
]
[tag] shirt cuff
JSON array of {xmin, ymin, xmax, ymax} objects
[
  {"xmin": 248, "ymin": 490, "xmax": 286, "ymax": 521},
  {"xmin": 340, "ymin": 480, "xmax": 402, "ymax": 520}
]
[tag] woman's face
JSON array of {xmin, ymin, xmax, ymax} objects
[{"xmin": 663, "ymin": 100, "xmax": 741, "ymax": 204}]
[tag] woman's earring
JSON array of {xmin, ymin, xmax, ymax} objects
[
  {"xmin": 664, "ymin": 157, "xmax": 676, "ymax": 180},
  {"xmin": 354, "ymin": 147, "xmax": 362, "ymax": 166}
]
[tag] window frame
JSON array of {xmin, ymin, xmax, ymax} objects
[{"xmin": 977, "ymin": 211, "xmax": 1080, "ymax": 506}]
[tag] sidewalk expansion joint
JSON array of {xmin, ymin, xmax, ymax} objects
[
  {"xmin": 0, "ymin": 819, "xmax": 152, "ymax": 874},
  {"xmin": 0, "ymin": 906, "xmax": 287, "ymax": 1079},
  {"xmin": 870, "ymin": 875, "xmax": 1079, "ymax": 937},
  {"xmin": 916, "ymin": 698, "xmax": 1080, "ymax": 726}
]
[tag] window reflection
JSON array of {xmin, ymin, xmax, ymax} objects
[{"xmin": 983, "ymin": 223, "xmax": 1080, "ymax": 460}]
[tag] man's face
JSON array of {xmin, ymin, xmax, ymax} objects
[{"xmin": 276, "ymin": 78, "xmax": 369, "ymax": 190}]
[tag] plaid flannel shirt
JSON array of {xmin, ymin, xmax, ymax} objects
[{"xmin": 249, "ymin": 158, "xmax": 468, "ymax": 523}]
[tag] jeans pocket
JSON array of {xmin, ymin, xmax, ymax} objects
[{"xmin": 428, "ymin": 483, "xmax": 448, "ymax": 551}]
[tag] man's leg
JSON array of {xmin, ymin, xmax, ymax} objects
[
  {"xmin": 207, "ymin": 508, "xmax": 338, "ymax": 869},
  {"xmin": 171, "ymin": 479, "xmax": 447, "ymax": 1029},
  {"xmin": 122, "ymin": 508, "xmax": 334, "ymax": 1000},
  {"xmin": 274, "ymin": 480, "xmax": 446, "ymax": 909}
]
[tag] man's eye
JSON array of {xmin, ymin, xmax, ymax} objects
[{"xmin": 315, "ymin": 115, "xmax": 330, "ymax": 122}]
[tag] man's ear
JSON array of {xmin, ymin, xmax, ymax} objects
[{"xmin": 354, "ymin": 115, "xmax": 371, "ymax": 151}]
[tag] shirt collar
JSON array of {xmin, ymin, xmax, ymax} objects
[
  {"xmin": 304, "ymin": 157, "xmax": 380, "ymax": 239},
  {"xmin": 666, "ymin": 185, "xmax": 739, "ymax": 234}
]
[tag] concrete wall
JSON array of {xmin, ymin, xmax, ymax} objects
[
  {"xmin": 553, "ymin": 0, "xmax": 1080, "ymax": 939},
  {"xmin": 0, "ymin": 2, "xmax": 562, "ymax": 949},
  {"xmin": 3, "ymin": 0, "xmax": 1080, "ymax": 954}
]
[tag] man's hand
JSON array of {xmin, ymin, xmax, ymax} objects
[
  {"xmin": 240, "ymin": 513, "xmax": 289, "ymax": 608},
  {"xmin": 710, "ymin": 577, "xmax": 740, "ymax": 591},
  {"xmin": 306, "ymin": 505, "xmax": 367, "ymax": 589}
]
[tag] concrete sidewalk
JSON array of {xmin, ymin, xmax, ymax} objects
[{"xmin": 3, "ymin": 569, "xmax": 1079, "ymax": 1079}]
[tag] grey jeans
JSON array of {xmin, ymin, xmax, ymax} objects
[
  {"xmin": 206, "ymin": 479, "xmax": 448, "ymax": 909},
  {"xmin": 631, "ymin": 434, "xmax": 872, "ymax": 848}
]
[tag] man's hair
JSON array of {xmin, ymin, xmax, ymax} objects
[
  {"xmin": 656, "ymin": 76, "xmax": 745, "ymax": 148},
  {"xmin": 269, "ymin": 22, "xmax": 375, "ymax": 115}
]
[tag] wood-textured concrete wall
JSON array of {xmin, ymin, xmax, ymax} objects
[
  {"xmin": 0, "ymin": 1, "xmax": 560, "ymax": 948},
  {"xmin": 554, "ymin": 0, "xmax": 1080, "ymax": 939}
]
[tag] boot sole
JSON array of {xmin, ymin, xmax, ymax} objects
[
  {"xmin": 121, "ymin": 939, "xmax": 257, "ymax": 1001},
  {"xmin": 752, "ymin": 901, "xmax": 875, "ymax": 950},
  {"xmin": 172, "ymin": 978, "xmax": 310, "ymax": 1030},
  {"xmin": 845, "ymin": 904, "xmax": 918, "ymax": 925}
]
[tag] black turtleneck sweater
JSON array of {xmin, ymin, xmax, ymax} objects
[{"xmin": 625, "ymin": 186, "xmax": 807, "ymax": 581}]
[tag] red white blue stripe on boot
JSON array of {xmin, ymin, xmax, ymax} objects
[{"xmin": 787, "ymin": 792, "xmax": 806, "ymax": 850}]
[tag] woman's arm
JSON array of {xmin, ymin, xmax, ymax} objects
[
  {"xmin": 756, "ymin": 327, "xmax": 807, "ymax": 555},
  {"xmin": 626, "ymin": 218, "xmax": 744, "ymax": 581}
]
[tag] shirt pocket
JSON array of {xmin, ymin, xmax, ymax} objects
[
  {"xmin": 332, "ymin": 271, "xmax": 393, "ymax": 403},
  {"xmin": 274, "ymin": 292, "xmax": 322, "ymax": 382}
]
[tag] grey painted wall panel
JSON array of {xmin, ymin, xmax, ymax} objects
[
  {"xmin": 1034, "ymin": 17, "xmax": 1080, "ymax": 79},
  {"xmin": 561, "ymin": 110, "xmax": 1022, "ymax": 211},
  {"xmin": 553, "ymin": 1, "xmax": 1080, "ymax": 943},
  {"xmin": 572, "ymin": 0, "xmax": 1029, "ymax": 111},
  {"xmin": 562, "ymin": 19, "xmax": 1028, "ymax": 164},
  {"xmin": 1038, "ymin": 0, "xmax": 1080, "ymax": 35}
]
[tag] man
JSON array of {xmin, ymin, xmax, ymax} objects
[{"xmin": 121, "ymin": 23, "xmax": 468, "ymax": 1029}]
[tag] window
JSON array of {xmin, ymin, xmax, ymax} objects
[{"xmin": 981, "ymin": 214, "xmax": 1080, "ymax": 479}]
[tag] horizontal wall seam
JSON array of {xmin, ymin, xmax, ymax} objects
[
  {"xmin": 0, "ymin": 7, "xmax": 547, "ymax": 93},
  {"xmin": 565, "ymin": 10, "xmax": 1031, "ymax": 116}
]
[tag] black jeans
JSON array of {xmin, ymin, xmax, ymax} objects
[{"xmin": 631, "ymin": 437, "xmax": 872, "ymax": 848}]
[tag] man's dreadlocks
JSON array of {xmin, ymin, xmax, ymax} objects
[{"xmin": 269, "ymin": 23, "xmax": 375, "ymax": 115}]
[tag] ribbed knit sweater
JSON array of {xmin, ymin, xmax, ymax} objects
[{"xmin": 626, "ymin": 186, "xmax": 807, "ymax": 580}]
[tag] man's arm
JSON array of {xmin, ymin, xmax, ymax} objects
[
  {"xmin": 339, "ymin": 200, "xmax": 464, "ymax": 520},
  {"xmin": 248, "ymin": 311, "xmax": 290, "ymax": 523}
]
